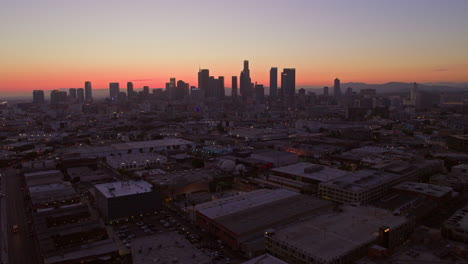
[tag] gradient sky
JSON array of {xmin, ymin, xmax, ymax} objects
[{"xmin": 1, "ymin": 0, "xmax": 467, "ymax": 93}]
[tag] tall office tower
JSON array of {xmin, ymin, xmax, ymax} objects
[
  {"xmin": 218, "ymin": 76, "xmax": 225, "ymax": 98},
  {"xmin": 255, "ymin": 84, "xmax": 265, "ymax": 104},
  {"xmin": 207, "ymin": 76, "xmax": 218, "ymax": 98},
  {"xmin": 127, "ymin": 82, "xmax": 134, "ymax": 98},
  {"xmin": 109, "ymin": 82, "xmax": 120, "ymax": 101},
  {"xmin": 270, "ymin": 67, "xmax": 278, "ymax": 98},
  {"xmin": 69, "ymin": 88, "xmax": 77, "ymax": 100},
  {"xmin": 231, "ymin": 76, "xmax": 238, "ymax": 98},
  {"xmin": 334, "ymin": 78, "xmax": 341, "ymax": 98},
  {"xmin": 77, "ymin": 88, "xmax": 85, "ymax": 102},
  {"xmin": 50, "ymin": 90, "xmax": 67, "ymax": 104},
  {"xmin": 198, "ymin": 69, "xmax": 210, "ymax": 97},
  {"xmin": 32, "ymin": 90, "xmax": 45, "ymax": 104},
  {"xmin": 84, "ymin": 81, "xmax": 93, "ymax": 101},
  {"xmin": 410, "ymin": 82, "xmax": 417, "ymax": 101},
  {"xmin": 176, "ymin": 80, "xmax": 189, "ymax": 100},
  {"xmin": 240, "ymin": 60, "xmax": 252, "ymax": 99},
  {"xmin": 143, "ymin": 86, "xmax": 150, "ymax": 96},
  {"xmin": 323, "ymin": 86, "xmax": 329, "ymax": 96},
  {"xmin": 281, "ymin": 68, "xmax": 296, "ymax": 97}
]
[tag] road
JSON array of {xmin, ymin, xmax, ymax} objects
[{"xmin": 2, "ymin": 168, "xmax": 40, "ymax": 264}]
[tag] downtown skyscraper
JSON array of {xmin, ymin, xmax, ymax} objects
[
  {"xmin": 109, "ymin": 82, "xmax": 120, "ymax": 101},
  {"xmin": 270, "ymin": 67, "xmax": 278, "ymax": 98},
  {"xmin": 84, "ymin": 81, "xmax": 93, "ymax": 102},
  {"xmin": 334, "ymin": 78, "xmax": 341, "ymax": 99},
  {"xmin": 240, "ymin": 60, "xmax": 252, "ymax": 100},
  {"xmin": 127, "ymin": 82, "xmax": 134, "ymax": 98},
  {"xmin": 198, "ymin": 69, "xmax": 210, "ymax": 98}
]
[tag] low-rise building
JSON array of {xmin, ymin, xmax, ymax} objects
[
  {"xmin": 265, "ymin": 206, "xmax": 415, "ymax": 264},
  {"xmin": 268, "ymin": 162, "xmax": 347, "ymax": 193},
  {"xmin": 106, "ymin": 153, "xmax": 167, "ymax": 170},
  {"xmin": 195, "ymin": 189, "xmax": 334, "ymax": 256},
  {"xmin": 250, "ymin": 150, "xmax": 298, "ymax": 167},
  {"xmin": 93, "ymin": 180, "xmax": 160, "ymax": 221},
  {"xmin": 442, "ymin": 205, "xmax": 468, "ymax": 243},
  {"xmin": 393, "ymin": 181, "xmax": 453, "ymax": 203}
]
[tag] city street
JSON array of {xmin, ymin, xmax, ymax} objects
[{"xmin": 2, "ymin": 168, "xmax": 40, "ymax": 264}]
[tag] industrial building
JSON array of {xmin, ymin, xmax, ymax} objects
[
  {"xmin": 94, "ymin": 180, "xmax": 160, "ymax": 221},
  {"xmin": 265, "ymin": 206, "xmax": 415, "ymax": 264},
  {"xmin": 442, "ymin": 205, "xmax": 468, "ymax": 243},
  {"xmin": 195, "ymin": 189, "xmax": 334, "ymax": 256},
  {"xmin": 250, "ymin": 150, "xmax": 298, "ymax": 167}
]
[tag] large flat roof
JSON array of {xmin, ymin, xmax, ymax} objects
[
  {"xmin": 215, "ymin": 195, "xmax": 333, "ymax": 237},
  {"xmin": 94, "ymin": 180, "xmax": 153, "ymax": 198},
  {"xmin": 269, "ymin": 206, "xmax": 408, "ymax": 261},
  {"xmin": 272, "ymin": 162, "xmax": 348, "ymax": 182},
  {"xmin": 320, "ymin": 170, "xmax": 401, "ymax": 192},
  {"xmin": 195, "ymin": 189, "xmax": 298, "ymax": 219},
  {"xmin": 131, "ymin": 231, "xmax": 211, "ymax": 264},
  {"xmin": 393, "ymin": 182, "xmax": 452, "ymax": 198}
]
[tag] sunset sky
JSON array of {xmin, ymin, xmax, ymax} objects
[{"xmin": 1, "ymin": 0, "xmax": 467, "ymax": 93}]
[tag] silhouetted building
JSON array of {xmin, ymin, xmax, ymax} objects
[
  {"xmin": 270, "ymin": 67, "xmax": 278, "ymax": 98},
  {"xmin": 240, "ymin": 60, "xmax": 252, "ymax": 100},
  {"xmin": 109, "ymin": 82, "xmax": 120, "ymax": 101},
  {"xmin": 334, "ymin": 78, "xmax": 341, "ymax": 98},
  {"xmin": 68, "ymin": 88, "xmax": 77, "ymax": 100},
  {"xmin": 84, "ymin": 81, "xmax": 92, "ymax": 101},
  {"xmin": 127, "ymin": 82, "xmax": 134, "ymax": 98},
  {"xmin": 323, "ymin": 86, "xmax": 329, "ymax": 96},
  {"xmin": 143, "ymin": 86, "xmax": 150, "ymax": 96},
  {"xmin": 33, "ymin": 90, "xmax": 45, "ymax": 104},
  {"xmin": 198, "ymin": 69, "xmax": 209, "ymax": 98},
  {"xmin": 218, "ymin": 76, "xmax": 225, "ymax": 98},
  {"xmin": 50, "ymin": 90, "xmax": 67, "ymax": 105},
  {"xmin": 77, "ymin": 88, "xmax": 85, "ymax": 102},
  {"xmin": 255, "ymin": 84, "xmax": 265, "ymax": 104},
  {"xmin": 281, "ymin": 68, "xmax": 295, "ymax": 106},
  {"xmin": 231, "ymin": 76, "xmax": 238, "ymax": 98}
]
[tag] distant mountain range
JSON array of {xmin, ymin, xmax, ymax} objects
[{"xmin": 338, "ymin": 82, "xmax": 468, "ymax": 94}]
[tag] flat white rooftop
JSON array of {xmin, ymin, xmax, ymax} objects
[
  {"xmin": 24, "ymin": 170, "xmax": 62, "ymax": 178},
  {"xmin": 94, "ymin": 180, "xmax": 153, "ymax": 198},
  {"xmin": 195, "ymin": 189, "xmax": 299, "ymax": 219},
  {"xmin": 272, "ymin": 162, "xmax": 348, "ymax": 182}
]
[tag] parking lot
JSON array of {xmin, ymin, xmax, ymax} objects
[{"xmin": 108, "ymin": 206, "xmax": 245, "ymax": 264}]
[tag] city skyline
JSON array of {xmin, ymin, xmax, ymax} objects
[{"xmin": 1, "ymin": 0, "xmax": 468, "ymax": 93}]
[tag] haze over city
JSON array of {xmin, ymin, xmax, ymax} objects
[
  {"xmin": 1, "ymin": 0, "xmax": 468, "ymax": 94},
  {"xmin": 1, "ymin": 1, "xmax": 468, "ymax": 264}
]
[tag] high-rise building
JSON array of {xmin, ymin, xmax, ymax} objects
[
  {"xmin": 198, "ymin": 69, "xmax": 209, "ymax": 97},
  {"xmin": 270, "ymin": 67, "xmax": 278, "ymax": 98},
  {"xmin": 207, "ymin": 76, "xmax": 218, "ymax": 98},
  {"xmin": 323, "ymin": 86, "xmax": 329, "ymax": 96},
  {"xmin": 231, "ymin": 76, "xmax": 238, "ymax": 98},
  {"xmin": 32, "ymin": 90, "xmax": 45, "ymax": 104},
  {"xmin": 255, "ymin": 84, "xmax": 265, "ymax": 104},
  {"xmin": 109, "ymin": 82, "xmax": 120, "ymax": 101},
  {"xmin": 69, "ymin": 88, "xmax": 77, "ymax": 100},
  {"xmin": 240, "ymin": 60, "xmax": 252, "ymax": 100},
  {"xmin": 410, "ymin": 82, "xmax": 417, "ymax": 101},
  {"xmin": 127, "ymin": 82, "xmax": 134, "ymax": 98},
  {"xmin": 77, "ymin": 88, "xmax": 85, "ymax": 102},
  {"xmin": 334, "ymin": 78, "xmax": 341, "ymax": 98},
  {"xmin": 84, "ymin": 81, "xmax": 93, "ymax": 101},
  {"xmin": 176, "ymin": 80, "xmax": 189, "ymax": 100},
  {"xmin": 218, "ymin": 76, "xmax": 225, "ymax": 98},
  {"xmin": 143, "ymin": 86, "xmax": 150, "ymax": 96},
  {"xmin": 281, "ymin": 68, "xmax": 296, "ymax": 97},
  {"xmin": 50, "ymin": 90, "xmax": 67, "ymax": 104}
]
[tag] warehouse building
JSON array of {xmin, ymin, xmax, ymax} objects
[
  {"xmin": 94, "ymin": 180, "xmax": 160, "ymax": 221},
  {"xmin": 195, "ymin": 189, "xmax": 334, "ymax": 256},
  {"xmin": 265, "ymin": 206, "xmax": 415, "ymax": 264}
]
